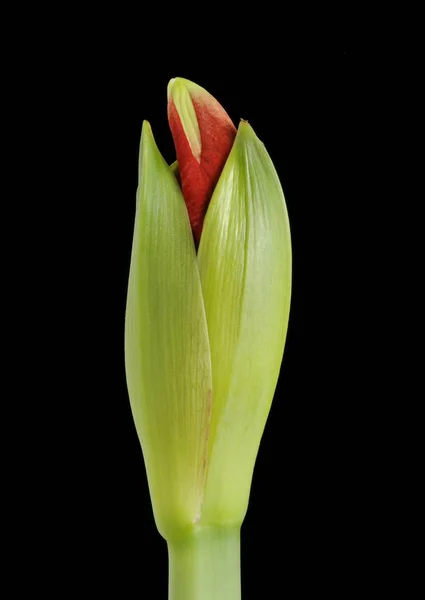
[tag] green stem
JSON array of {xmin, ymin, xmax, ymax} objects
[{"xmin": 167, "ymin": 525, "xmax": 241, "ymax": 600}]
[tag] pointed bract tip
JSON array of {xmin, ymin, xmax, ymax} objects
[
  {"xmin": 138, "ymin": 120, "xmax": 170, "ymax": 184},
  {"xmin": 140, "ymin": 120, "xmax": 156, "ymax": 157},
  {"xmin": 238, "ymin": 119, "xmax": 254, "ymax": 135},
  {"xmin": 234, "ymin": 120, "xmax": 264, "ymax": 149},
  {"xmin": 141, "ymin": 119, "xmax": 153, "ymax": 143}
]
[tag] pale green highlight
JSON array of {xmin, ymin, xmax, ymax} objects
[{"xmin": 168, "ymin": 78, "xmax": 202, "ymax": 162}]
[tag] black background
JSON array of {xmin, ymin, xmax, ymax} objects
[{"xmin": 20, "ymin": 30, "xmax": 396, "ymax": 597}]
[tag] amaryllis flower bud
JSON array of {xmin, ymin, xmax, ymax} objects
[
  {"xmin": 125, "ymin": 78, "xmax": 292, "ymax": 600},
  {"xmin": 167, "ymin": 77, "xmax": 236, "ymax": 244}
]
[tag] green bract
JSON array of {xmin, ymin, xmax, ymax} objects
[{"xmin": 125, "ymin": 120, "xmax": 291, "ymax": 543}]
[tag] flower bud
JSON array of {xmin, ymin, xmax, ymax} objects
[{"xmin": 125, "ymin": 83, "xmax": 292, "ymax": 542}]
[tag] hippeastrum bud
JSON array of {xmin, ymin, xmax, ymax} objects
[{"xmin": 125, "ymin": 79, "xmax": 291, "ymax": 599}]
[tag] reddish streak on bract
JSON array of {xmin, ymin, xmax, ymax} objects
[{"xmin": 168, "ymin": 97, "xmax": 236, "ymax": 246}]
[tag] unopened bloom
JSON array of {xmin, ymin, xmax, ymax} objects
[{"xmin": 125, "ymin": 79, "xmax": 292, "ymax": 543}]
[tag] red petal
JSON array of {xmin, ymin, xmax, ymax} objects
[{"xmin": 168, "ymin": 80, "xmax": 236, "ymax": 245}]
